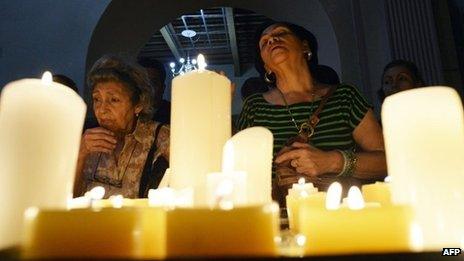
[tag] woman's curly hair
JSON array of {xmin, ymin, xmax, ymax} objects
[{"xmin": 87, "ymin": 55, "xmax": 154, "ymax": 121}]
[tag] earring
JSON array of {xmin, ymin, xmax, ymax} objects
[
  {"xmin": 306, "ymin": 51, "xmax": 312, "ymax": 61},
  {"xmin": 264, "ymin": 71, "xmax": 274, "ymax": 84}
]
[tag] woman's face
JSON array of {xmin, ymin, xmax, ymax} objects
[
  {"xmin": 259, "ymin": 24, "xmax": 309, "ymax": 71},
  {"xmin": 92, "ymin": 81, "xmax": 142, "ymax": 134},
  {"xmin": 382, "ymin": 66, "xmax": 417, "ymax": 97}
]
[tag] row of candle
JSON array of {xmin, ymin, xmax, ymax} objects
[
  {"xmin": 24, "ymin": 194, "xmax": 280, "ymax": 258},
  {"xmin": 286, "ymin": 179, "xmax": 417, "ymax": 255}
]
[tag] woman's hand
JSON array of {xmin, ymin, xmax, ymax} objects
[
  {"xmin": 275, "ymin": 142, "xmax": 343, "ymax": 177},
  {"xmin": 79, "ymin": 127, "xmax": 117, "ymax": 157}
]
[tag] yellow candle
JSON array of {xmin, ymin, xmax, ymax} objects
[
  {"xmin": 166, "ymin": 204, "xmax": 279, "ymax": 257},
  {"xmin": 229, "ymin": 127, "xmax": 273, "ymax": 205},
  {"xmin": 22, "ymin": 207, "xmax": 166, "ymax": 259},
  {"xmin": 170, "ymin": 56, "xmax": 231, "ymax": 206},
  {"xmin": 299, "ymin": 205, "xmax": 413, "ymax": 255},
  {"xmin": 0, "ymin": 73, "xmax": 86, "ymax": 249},
  {"xmin": 286, "ymin": 192, "xmax": 326, "ymax": 232},
  {"xmin": 362, "ymin": 182, "xmax": 391, "ymax": 206},
  {"xmin": 382, "ymin": 87, "xmax": 464, "ymax": 248}
]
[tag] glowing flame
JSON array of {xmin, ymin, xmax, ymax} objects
[
  {"xmin": 325, "ymin": 182, "xmax": 342, "ymax": 210},
  {"xmin": 347, "ymin": 186, "xmax": 365, "ymax": 210},
  {"xmin": 197, "ymin": 54, "xmax": 207, "ymax": 70},
  {"xmin": 110, "ymin": 195, "xmax": 124, "ymax": 208},
  {"xmin": 86, "ymin": 186, "xmax": 105, "ymax": 200},
  {"xmin": 41, "ymin": 71, "xmax": 53, "ymax": 85}
]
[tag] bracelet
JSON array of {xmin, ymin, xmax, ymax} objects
[{"xmin": 336, "ymin": 150, "xmax": 357, "ymax": 177}]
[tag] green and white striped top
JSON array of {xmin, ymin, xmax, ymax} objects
[{"xmin": 237, "ymin": 84, "xmax": 372, "ymax": 156}]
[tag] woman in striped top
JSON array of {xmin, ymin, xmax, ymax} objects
[{"xmin": 237, "ymin": 21, "xmax": 387, "ymax": 192}]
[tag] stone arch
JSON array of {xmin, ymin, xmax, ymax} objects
[{"xmin": 85, "ymin": 0, "xmax": 342, "ymax": 102}]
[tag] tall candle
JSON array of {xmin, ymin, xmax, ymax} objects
[
  {"xmin": 170, "ymin": 55, "xmax": 231, "ymax": 205},
  {"xmin": 0, "ymin": 73, "xmax": 86, "ymax": 249},
  {"xmin": 229, "ymin": 127, "xmax": 273, "ymax": 205},
  {"xmin": 382, "ymin": 87, "xmax": 464, "ymax": 249}
]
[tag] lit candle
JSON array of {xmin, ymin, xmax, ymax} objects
[
  {"xmin": 228, "ymin": 127, "xmax": 273, "ymax": 205},
  {"xmin": 0, "ymin": 72, "xmax": 86, "ymax": 249},
  {"xmin": 170, "ymin": 54, "xmax": 231, "ymax": 206},
  {"xmin": 285, "ymin": 178, "xmax": 322, "ymax": 232},
  {"xmin": 22, "ymin": 207, "xmax": 166, "ymax": 259},
  {"xmin": 206, "ymin": 140, "xmax": 247, "ymax": 208},
  {"xmin": 382, "ymin": 87, "xmax": 464, "ymax": 249},
  {"xmin": 165, "ymin": 203, "xmax": 279, "ymax": 257},
  {"xmin": 288, "ymin": 178, "xmax": 318, "ymax": 198},
  {"xmin": 299, "ymin": 183, "xmax": 413, "ymax": 255},
  {"xmin": 67, "ymin": 186, "xmax": 106, "ymax": 209}
]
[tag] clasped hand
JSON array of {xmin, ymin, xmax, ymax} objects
[{"xmin": 275, "ymin": 142, "xmax": 339, "ymax": 177}]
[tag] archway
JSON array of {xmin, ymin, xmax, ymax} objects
[{"xmin": 85, "ymin": 0, "xmax": 342, "ymax": 105}]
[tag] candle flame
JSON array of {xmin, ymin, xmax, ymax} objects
[
  {"xmin": 222, "ymin": 140, "xmax": 234, "ymax": 172},
  {"xmin": 299, "ymin": 190, "xmax": 309, "ymax": 198},
  {"xmin": 110, "ymin": 195, "xmax": 124, "ymax": 208},
  {"xmin": 298, "ymin": 177, "xmax": 305, "ymax": 185},
  {"xmin": 41, "ymin": 71, "xmax": 53, "ymax": 85},
  {"xmin": 197, "ymin": 54, "xmax": 207, "ymax": 70},
  {"xmin": 86, "ymin": 186, "xmax": 105, "ymax": 200},
  {"xmin": 296, "ymin": 234, "xmax": 307, "ymax": 247},
  {"xmin": 347, "ymin": 186, "xmax": 365, "ymax": 210},
  {"xmin": 325, "ymin": 182, "xmax": 342, "ymax": 210},
  {"xmin": 384, "ymin": 176, "xmax": 392, "ymax": 183}
]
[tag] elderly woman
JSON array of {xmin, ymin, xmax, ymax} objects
[
  {"xmin": 237, "ymin": 22, "xmax": 386, "ymax": 197},
  {"xmin": 73, "ymin": 55, "xmax": 169, "ymax": 198},
  {"xmin": 378, "ymin": 59, "xmax": 424, "ymax": 103}
]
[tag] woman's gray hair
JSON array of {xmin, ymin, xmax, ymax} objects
[{"xmin": 87, "ymin": 55, "xmax": 155, "ymax": 121}]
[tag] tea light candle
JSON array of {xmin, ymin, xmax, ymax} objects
[
  {"xmin": 170, "ymin": 54, "xmax": 231, "ymax": 206},
  {"xmin": 0, "ymin": 72, "xmax": 86, "ymax": 249}
]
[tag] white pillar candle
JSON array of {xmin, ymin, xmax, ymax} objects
[
  {"xmin": 170, "ymin": 55, "xmax": 231, "ymax": 205},
  {"xmin": 229, "ymin": 127, "xmax": 273, "ymax": 205},
  {"xmin": 0, "ymin": 73, "xmax": 86, "ymax": 249},
  {"xmin": 382, "ymin": 87, "xmax": 464, "ymax": 249}
]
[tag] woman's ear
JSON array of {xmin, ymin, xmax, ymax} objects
[
  {"xmin": 135, "ymin": 103, "xmax": 143, "ymax": 116},
  {"xmin": 302, "ymin": 40, "xmax": 311, "ymax": 53}
]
